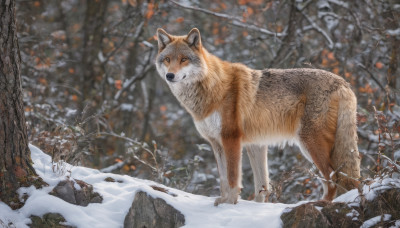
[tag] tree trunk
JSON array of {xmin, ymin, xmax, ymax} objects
[
  {"xmin": 0, "ymin": 0, "xmax": 44, "ymax": 209},
  {"xmin": 80, "ymin": 0, "xmax": 108, "ymax": 111},
  {"xmin": 269, "ymin": 0, "xmax": 301, "ymax": 67}
]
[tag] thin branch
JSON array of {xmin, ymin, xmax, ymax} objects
[
  {"xmin": 103, "ymin": 21, "xmax": 145, "ymax": 65},
  {"xmin": 357, "ymin": 63, "xmax": 386, "ymax": 91},
  {"xmin": 301, "ymin": 11, "xmax": 334, "ymax": 49},
  {"xmin": 114, "ymin": 47, "xmax": 155, "ymax": 101},
  {"xmin": 168, "ymin": 0, "xmax": 286, "ymax": 37},
  {"xmin": 98, "ymin": 131, "xmax": 159, "ymax": 173}
]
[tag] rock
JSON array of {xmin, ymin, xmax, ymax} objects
[
  {"xmin": 280, "ymin": 202, "xmax": 331, "ymax": 228},
  {"xmin": 363, "ymin": 188, "xmax": 400, "ymax": 219},
  {"xmin": 104, "ymin": 177, "xmax": 123, "ymax": 183},
  {"xmin": 50, "ymin": 179, "xmax": 103, "ymax": 206},
  {"xmin": 30, "ymin": 213, "xmax": 74, "ymax": 228},
  {"xmin": 124, "ymin": 191, "xmax": 185, "ymax": 228},
  {"xmin": 51, "ymin": 180, "xmax": 77, "ymax": 204},
  {"xmin": 281, "ymin": 187, "xmax": 400, "ymax": 228},
  {"xmin": 321, "ymin": 202, "xmax": 362, "ymax": 227}
]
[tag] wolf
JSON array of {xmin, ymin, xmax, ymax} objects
[{"xmin": 155, "ymin": 28, "xmax": 361, "ymax": 206}]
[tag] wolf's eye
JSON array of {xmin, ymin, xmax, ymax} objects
[
  {"xmin": 164, "ymin": 57, "xmax": 170, "ymax": 63},
  {"xmin": 181, "ymin": 57, "xmax": 188, "ymax": 63}
]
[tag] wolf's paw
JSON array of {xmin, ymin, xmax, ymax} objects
[
  {"xmin": 214, "ymin": 186, "xmax": 240, "ymax": 206},
  {"xmin": 254, "ymin": 186, "xmax": 269, "ymax": 203},
  {"xmin": 254, "ymin": 193, "xmax": 268, "ymax": 203},
  {"xmin": 214, "ymin": 196, "xmax": 238, "ymax": 206}
]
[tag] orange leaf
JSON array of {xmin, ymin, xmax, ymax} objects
[
  {"xmin": 115, "ymin": 158, "xmax": 123, "ymax": 163},
  {"xmin": 34, "ymin": 1, "xmax": 40, "ymax": 7},
  {"xmin": 122, "ymin": 164, "xmax": 130, "ymax": 172},
  {"xmin": 238, "ymin": 0, "xmax": 247, "ymax": 5},
  {"xmin": 160, "ymin": 105, "xmax": 167, "ymax": 112},
  {"xmin": 332, "ymin": 67, "xmax": 340, "ymax": 75},
  {"xmin": 247, "ymin": 7, "xmax": 254, "ymax": 15},
  {"xmin": 276, "ymin": 25, "xmax": 283, "ymax": 33},
  {"xmin": 68, "ymin": 68, "xmax": 75, "ymax": 74},
  {"xmin": 38, "ymin": 78, "xmax": 48, "ymax": 85},
  {"xmin": 128, "ymin": 0, "xmax": 137, "ymax": 7},
  {"xmin": 359, "ymin": 84, "xmax": 374, "ymax": 94},
  {"xmin": 212, "ymin": 26, "xmax": 219, "ymax": 35},
  {"xmin": 115, "ymin": 80, "xmax": 122, "ymax": 90},
  {"xmin": 71, "ymin": 95, "xmax": 78, "ymax": 102},
  {"xmin": 375, "ymin": 61, "xmax": 383, "ymax": 69},
  {"xmin": 175, "ymin": 17, "xmax": 184, "ymax": 23},
  {"xmin": 327, "ymin": 52, "xmax": 335, "ymax": 60},
  {"xmin": 321, "ymin": 58, "xmax": 329, "ymax": 67},
  {"xmin": 220, "ymin": 2, "xmax": 227, "ymax": 10},
  {"xmin": 145, "ymin": 3, "xmax": 154, "ymax": 19}
]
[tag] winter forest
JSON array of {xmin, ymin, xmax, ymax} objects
[{"xmin": 1, "ymin": 0, "xmax": 400, "ymax": 227}]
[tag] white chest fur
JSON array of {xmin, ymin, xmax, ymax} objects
[{"xmin": 194, "ymin": 111, "xmax": 222, "ymax": 141}]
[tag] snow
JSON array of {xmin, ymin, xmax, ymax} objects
[
  {"xmin": 387, "ymin": 28, "xmax": 400, "ymax": 36},
  {"xmin": 334, "ymin": 178, "xmax": 400, "ymax": 204},
  {"xmin": 360, "ymin": 214, "xmax": 391, "ymax": 228},
  {"xmin": 0, "ymin": 144, "xmax": 302, "ymax": 228}
]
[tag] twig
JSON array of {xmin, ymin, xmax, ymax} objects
[
  {"xmin": 380, "ymin": 154, "xmax": 400, "ymax": 171},
  {"xmin": 114, "ymin": 47, "xmax": 155, "ymax": 101},
  {"xmin": 300, "ymin": 11, "xmax": 334, "ymax": 49},
  {"xmin": 357, "ymin": 63, "xmax": 386, "ymax": 91},
  {"xmin": 168, "ymin": 0, "xmax": 286, "ymax": 37}
]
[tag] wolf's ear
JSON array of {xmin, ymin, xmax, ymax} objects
[
  {"xmin": 157, "ymin": 28, "xmax": 172, "ymax": 50},
  {"xmin": 186, "ymin": 28, "xmax": 201, "ymax": 50}
]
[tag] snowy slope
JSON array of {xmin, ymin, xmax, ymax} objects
[{"xmin": 0, "ymin": 145, "xmax": 303, "ymax": 228}]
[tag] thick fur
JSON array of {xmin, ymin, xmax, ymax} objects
[{"xmin": 156, "ymin": 28, "xmax": 361, "ymax": 205}]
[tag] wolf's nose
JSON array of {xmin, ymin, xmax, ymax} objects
[{"xmin": 166, "ymin": 73, "xmax": 175, "ymax": 81}]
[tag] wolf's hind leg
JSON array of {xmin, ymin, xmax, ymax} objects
[{"xmin": 246, "ymin": 144, "xmax": 269, "ymax": 202}]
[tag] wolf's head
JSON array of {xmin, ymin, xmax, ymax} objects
[{"xmin": 156, "ymin": 28, "xmax": 206, "ymax": 84}]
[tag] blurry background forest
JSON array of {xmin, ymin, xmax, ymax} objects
[{"xmin": 17, "ymin": 0, "xmax": 400, "ymax": 203}]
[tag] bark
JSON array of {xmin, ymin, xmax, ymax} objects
[
  {"xmin": 0, "ymin": 0, "xmax": 44, "ymax": 209},
  {"xmin": 80, "ymin": 0, "xmax": 108, "ymax": 110},
  {"xmin": 269, "ymin": 0, "xmax": 301, "ymax": 67}
]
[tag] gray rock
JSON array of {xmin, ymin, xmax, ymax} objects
[
  {"xmin": 281, "ymin": 202, "xmax": 331, "ymax": 228},
  {"xmin": 124, "ymin": 191, "xmax": 185, "ymax": 228},
  {"xmin": 51, "ymin": 180, "xmax": 77, "ymax": 204},
  {"xmin": 30, "ymin": 213, "xmax": 75, "ymax": 228},
  {"xmin": 281, "ymin": 188, "xmax": 400, "ymax": 228},
  {"xmin": 50, "ymin": 179, "xmax": 103, "ymax": 206}
]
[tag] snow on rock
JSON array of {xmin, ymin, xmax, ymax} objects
[
  {"xmin": 0, "ymin": 145, "xmax": 302, "ymax": 228},
  {"xmin": 360, "ymin": 214, "xmax": 391, "ymax": 228}
]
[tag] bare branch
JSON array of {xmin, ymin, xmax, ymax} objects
[
  {"xmin": 114, "ymin": 47, "xmax": 155, "ymax": 101},
  {"xmin": 168, "ymin": 0, "xmax": 286, "ymax": 37},
  {"xmin": 301, "ymin": 11, "xmax": 334, "ymax": 49},
  {"xmin": 357, "ymin": 63, "xmax": 386, "ymax": 91}
]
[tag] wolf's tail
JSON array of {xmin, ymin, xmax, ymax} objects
[{"xmin": 331, "ymin": 87, "xmax": 361, "ymax": 195}]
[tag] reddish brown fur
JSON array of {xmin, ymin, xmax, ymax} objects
[{"xmin": 156, "ymin": 28, "xmax": 361, "ymax": 204}]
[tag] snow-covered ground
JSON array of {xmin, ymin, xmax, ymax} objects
[
  {"xmin": 0, "ymin": 145, "xmax": 303, "ymax": 228},
  {"xmin": 3, "ymin": 145, "xmax": 398, "ymax": 227}
]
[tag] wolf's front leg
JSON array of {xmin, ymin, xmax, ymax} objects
[
  {"xmin": 210, "ymin": 137, "xmax": 242, "ymax": 206},
  {"xmin": 246, "ymin": 145, "xmax": 269, "ymax": 202}
]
